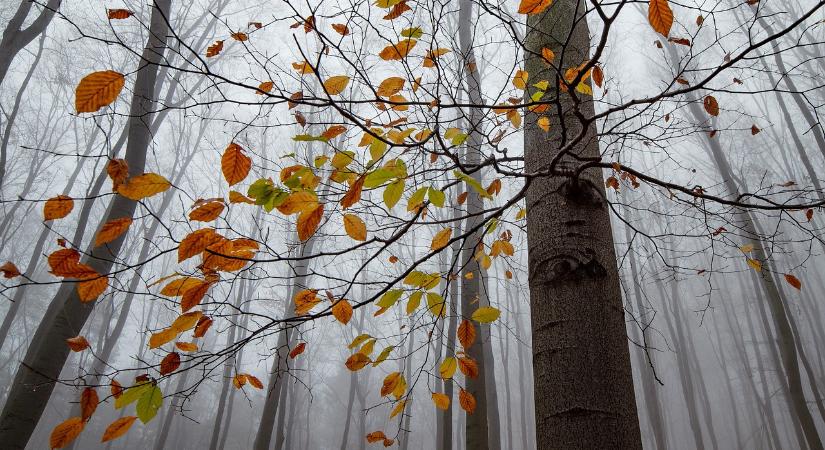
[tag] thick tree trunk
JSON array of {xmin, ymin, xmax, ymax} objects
[
  {"xmin": 0, "ymin": 0, "xmax": 61, "ymax": 88},
  {"xmin": 523, "ymin": 1, "xmax": 642, "ymax": 447},
  {"xmin": 0, "ymin": 2, "xmax": 171, "ymax": 447}
]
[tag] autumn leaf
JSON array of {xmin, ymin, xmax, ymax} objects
[
  {"xmin": 324, "ymin": 76, "xmax": 351, "ymax": 95},
  {"xmin": 703, "ymin": 95, "xmax": 719, "ymax": 116},
  {"xmin": 471, "ymin": 306, "xmax": 501, "ymax": 323},
  {"xmin": 95, "ymin": 217, "xmax": 132, "ymax": 247},
  {"xmin": 431, "ymin": 227, "xmax": 452, "ymax": 250},
  {"xmin": 512, "ymin": 70, "xmax": 528, "ymax": 89},
  {"xmin": 101, "ymin": 416, "xmax": 137, "ymax": 443},
  {"xmin": 107, "ymin": 159, "xmax": 129, "ymax": 190},
  {"xmin": 517, "ymin": 0, "xmax": 552, "ymax": 14},
  {"xmin": 297, "ymin": 203, "xmax": 324, "ymax": 241},
  {"xmin": 222, "ymin": 143, "xmax": 252, "ymax": 186},
  {"xmin": 439, "ymin": 357, "xmax": 457, "ymax": 380},
  {"xmin": 233, "ymin": 374, "xmax": 247, "ymax": 389},
  {"xmin": 189, "ymin": 200, "xmax": 225, "ymax": 222},
  {"xmin": 290, "ymin": 342, "xmax": 307, "ymax": 359},
  {"xmin": 66, "ymin": 336, "xmax": 90, "ymax": 352},
  {"xmin": 178, "ymin": 228, "xmax": 222, "ymax": 262},
  {"xmin": 332, "ymin": 23, "xmax": 350, "ymax": 35},
  {"xmin": 111, "ymin": 380, "xmax": 123, "ymax": 399},
  {"xmin": 432, "ymin": 392, "xmax": 450, "ymax": 410},
  {"xmin": 44, "ymin": 195, "xmax": 74, "ymax": 220},
  {"xmin": 459, "ymin": 388, "xmax": 476, "ymax": 414},
  {"xmin": 457, "ymin": 320, "xmax": 476, "ymax": 349},
  {"xmin": 390, "ymin": 400, "xmax": 407, "ymax": 418},
  {"xmin": 379, "ymin": 39, "xmax": 417, "ymax": 60},
  {"xmin": 107, "ymin": 9, "xmax": 134, "ymax": 19},
  {"xmin": 381, "ymin": 372, "xmax": 402, "ymax": 396},
  {"xmin": 231, "ymin": 32, "xmax": 248, "ymax": 41},
  {"xmin": 50, "ymin": 417, "xmax": 84, "ymax": 449},
  {"xmin": 175, "ymin": 341, "xmax": 198, "ymax": 352},
  {"xmin": 592, "ymin": 65, "xmax": 604, "ymax": 87},
  {"xmin": 332, "ymin": 299, "xmax": 353, "ymax": 324},
  {"xmin": 206, "ymin": 40, "xmax": 224, "ymax": 57},
  {"xmin": 80, "ymin": 388, "xmax": 98, "ymax": 422},
  {"xmin": 341, "ymin": 175, "xmax": 365, "ymax": 209},
  {"xmin": 247, "ymin": 374, "xmax": 264, "ymax": 389},
  {"xmin": 0, "ymin": 261, "xmax": 21, "ymax": 278},
  {"xmin": 746, "ymin": 258, "xmax": 762, "ymax": 272},
  {"xmin": 346, "ymin": 352, "xmax": 371, "ymax": 371},
  {"xmin": 377, "ymin": 77, "xmax": 405, "ymax": 97},
  {"xmin": 171, "ymin": 311, "xmax": 203, "ymax": 332},
  {"xmin": 159, "ymin": 352, "xmax": 181, "ymax": 375},
  {"xmin": 256, "ymin": 81, "xmax": 274, "ymax": 94},
  {"xmin": 343, "ymin": 214, "xmax": 367, "ymax": 241},
  {"xmin": 648, "ymin": 0, "xmax": 673, "ymax": 36},
  {"xmin": 117, "ymin": 173, "xmax": 171, "ymax": 200},
  {"xmin": 785, "ymin": 274, "xmax": 802, "ymax": 290},
  {"xmin": 366, "ymin": 431, "xmax": 388, "ymax": 443},
  {"xmin": 295, "ymin": 289, "xmax": 321, "ymax": 315},
  {"xmin": 181, "ymin": 280, "xmax": 210, "ymax": 312},
  {"xmin": 149, "ymin": 328, "xmax": 177, "ymax": 349},
  {"xmin": 383, "ymin": 0, "xmax": 411, "ymax": 19},
  {"xmin": 194, "ymin": 316, "xmax": 213, "ymax": 338},
  {"xmin": 541, "ymin": 47, "xmax": 555, "ymax": 64},
  {"xmin": 75, "ymin": 70, "xmax": 125, "ymax": 113},
  {"xmin": 77, "ymin": 276, "xmax": 108, "ymax": 302},
  {"xmin": 161, "ymin": 277, "xmax": 203, "ymax": 296},
  {"xmin": 229, "ymin": 190, "xmax": 255, "ymax": 204},
  {"xmin": 458, "ymin": 357, "xmax": 479, "ymax": 378}
]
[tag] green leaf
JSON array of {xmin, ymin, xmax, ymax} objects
[
  {"xmin": 376, "ymin": 289, "xmax": 404, "ymax": 308},
  {"xmin": 332, "ymin": 151, "xmax": 355, "ymax": 169},
  {"xmin": 114, "ymin": 382, "xmax": 152, "ymax": 410},
  {"xmin": 136, "ymin": 386, "xmax": 163, "ymax": 424},
  {"xmin": 401, "ymin": 27, "xmax": 423, "ymax": 38},
  {"xmin": 293, "ymin": 134, "xmax": 328, "ymax": 142},
  {"xmin": 426, "ymin": 292, "xmax": 446, "ymax": 317},
  {"xmin": 372, "ymin": 345, "xmax": 395, "ymax": 366},
  {"xmin": 427, "ymin": 187, "xmax": 445, "ymax": 207},
  {"xmin": 384, "ymin": 179, "xmax": 405, "ymax": 209},
  {"xmin": 364, "ymin": 169, "xmax": 395, "ymax": 188},
  {"xmin": 369, "ymin": 139, "xmax": 388, "ymax": 161},
  {"xmin": 407, "ymin": 187, "xmax": 428, "ymax": 211},
  {"xmin": 406, "ymin": 291, "xmax": 423, "ymax": 315}
]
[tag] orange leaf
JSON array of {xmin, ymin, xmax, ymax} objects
[
  {"xmin": 107, "ymin": 9, "xmax": 134, "ymax": 19},
  {"xmin": 77, "ymin": 276, "xmax": 108, "ymax": 302},
  {"xmin": 231, "ymin": 32, "xmax": 248, "ymax": 41},
  {"xmin": 175, "ymin": 341, "xmax": 198, "ymax": 352},
  {"xmin": 159, "ymin": 352, "xmax": 181, "ymax": 375},
  {"xmin": 221, "ymin": 143, "xmax": 252, "ymax": 186},
  {"xmin": 366, "ymin": 431, "xmax": 387, "ymax": 443},
  {"xmin": 380, "ymin": 372, "xmax": 402, "ymax": 397},
  {"xmin": 322, "ymin": 125, "xmax": 347, "ymax": 140},
  {"xmin": 194, "ymin": 315, "xmax": 214, "ymax": 338},
  {"xmin": 343, "ymin": 214, "xmax": 367, "ymax": 241},
  {"xmin": 378, "ymin": 39, "xmax": 417, "ymax": 60},
  {"xmin": 44, "ymin": 195, "xmax": 74, "ymax": 220},
  {"xmin": 703, "ymin": 95, "xmax": 719, "ymax": 116},
  {"xmin": 101, "ymin": 416, "xmax": 137, "ymax": 443},
  {"xmin": 256, "ymin": 81, "xmax": 274, "ymax": 94},
  {"xmin": 290, "ymin": 342, "xmax": 307, "ymax": 359},
  {"xmin": 297, "ymin": 203, "xmax": 324, "ymax": 241},
  {"xmin": 206, "ymin": 40, "xmax": 224, "ymax": 57},
  {"xmin": 189, "ymin": 201, "xmax": 225, "ymax": 222},
  {"xmin": 50, "ymin": 417, "xmax": 84, "ymax": 449},
  {"xmin": 106, "ymin": 159, "xmax": 129, "ymax": 191},
  {"xmin": 149, "ymin": 328, "xmax": 177, "ymax": 349},
  {"xmin": 457, "ymin": 319, "xmax": 476, "ymax": 349},
  {"xmin": 117, "ymin": 173, "xmax": 171, "ymax": 200},
  {"xmin": 0, "ymin": 261, "xmax": 21, "ymax": 278},
  {"xmin": 332, "ymin": 299, "xmax": 353, "ymax": 325},
  {"xmin": 517, "ymin": 0, "xmax": 552, "ymax": 15},
  {"xmin": 180, "ymin": 280, "xmax": 210, "ymax": 312},
  {"xmin": 247, "ymin": 374, "xmax": 264, "ymax": 389},
  {"xmin": 341, "ymin": 176, "xmax": 365, "ymax": 209},
  {"xmin": 233, "ymin": 374, "xmax": 247, "ymax": 389},
  {"xmin": 66, "ymin": 336, "xmax": 90, "ymax": 352},
  {"xmin": 75, "ymin": 70, "xmax": 125, "ymax": 113},
  {"xmin": 171, "ymin": 311, "xmax": 203, "ymax": 333},
  {"xmin": 346, "ymin": 352, "xmax": 370, "ymax": 371},
  {"xmin": 648, "ymin": 0, "xmax": 674, "ymax": 37},
  {"xmin": 111, "ymin": 380, "xmax": 123, "ymax": 399},
  {"xmin": 383, "ymin": 1, "xmax": 411, "ymax": 20},
  {"xmin": 95, "ymin": 217, "xmax": 132, "ymax": 247},
  {"xmin": 332, "ymin": 23, "xmax": 350, "ymax": 35},
  {"xmin": 229, "ymin": 190, "xmax": 255, "ymax": 204},
  {"xmin": 178, "ymin": 228, "xmax": 222, "ymax": 262},
  {"xmin": 458, "ymin": 357, "xmax": 479, "ymax": 378},
  {"xmin": 80, "ymin": 388, "xmax": 98, "ymax": 422},
  {"xmin": 432, "ymin": 392, "xmax": 450, "ymax": 410},
  {"xmin": 459, "ymin": 388, "xmax": 476, "ymax": 414},
  {"xmin": 785, "ymin": 274, "xmax": 802, "ymax": 290},
  {"xmin": 377, "ymin": 77, "xmax": 405, "ymax": 97}
]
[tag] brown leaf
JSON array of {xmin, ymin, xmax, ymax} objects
[
  {"xmin": 101, "ymin": 416, "xmax": 137, "ymax": 443},
  {"xmin": 221, "ymin": 143, "xmax": 252, "ymax": 186},
  {"xmin": 256, "ymin": 81, "xmax": 274, "ymax": 94},
  {"xmin": 180, "ymin": 280, "xmax": 210, "ymax": 312},
  {"xmin": 111, "ymin": 380, "xmax": 123, "ymax": 399},
  {"xmin": 50, "ymin": 417, "xmax": 84, "ymax": 449},
  {"xmin": 383, "ymin": 1, "xmax": 411, "ymax": 20},
  {"xmin": 44, "ymin": 195, "xmax": 74, "ymax": 220},
  {"xmin": 751, "ymin": 124, "xmax": 761, "ymax": 135},
  {"xmin": 459, "ymin": 388, "xmax": 476, "ymax": 414},
  {"xmin": 95, "ymin": 217, "xmax": 132, "ymax": 247},
  {"xmin": 703, "ymin": 95, "xmax": 719, "ymax": 116},
  {"xmin": 341, "ymin": 176, "xmax": 365, "ymax": 209},
  {"xmin": 194, "ymin": 316, "xmax": 213, "ymax": 338},
  {"xmin": 332, "ymin": 23, "xmax": 350, "ymax": 35},
  {"xmin": 66, "ymin": 336, "xmax": 90, "ymax": 352},
  {"xmin": 107, "ymin": 9, "xmax": 134, "ymax": 19},
  {"xmin": 206, "ymin": 40, "xmax": 224, "ymax": 57},
  {"xmin": 366, "ymin": 431, "xmax": 387, "ymax": 443},
  {"xmin": 189, "ymin": 200, "xmax": 225, "ymax": 222},
  {"xmin": 297, "ymin": 203, "xmax": 324, "ymax": 241},
  {"xmin": 75, "ymin": 71, "xmax": 125, "ymax": 113},
  {"xmin": 159, "ymin": 352, "xmax": 181, "ymax": 375},
  {"xmin": 458, "ymin": 357, "xmax": 479, "ymax": 378},
  {"xmin": 380, "ymin": 372, "xmax": 402, "ymax": 397},
  {"xmin": 592, "ymin": 65, "xmax": 604, "ymax": 88},
  {"xmin": 178, "ymin": 228, "xmax": 222, "ymax": 262},
  {"xmin": 106, "ymin": 159, "xmax": 129, "ymax": 191},
  {"xmin": 80, "ymin": 388, "xmax": 98, "ymax": 422},
  {"xmin": 785, "ymin": 274, "xmax": 802, "ymax": 290},
  {"xmin": 77, "ymin": 276, "xmax": 108, "ymax": 302},
  {"xmin": 0, "ymin": 261, "xmax": 21, "ymax": 278},
  {"xmin": 346, "ymin": 352, "xmax": 370, "ymax": 371},
  {"xmin": 648, "ymin": 0, "xmax": 674, "ymax": 37},
  {"xmin": 231, "ymin": 32, "xmax": 248, "ymax": 41}
]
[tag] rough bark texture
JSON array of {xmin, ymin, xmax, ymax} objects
[
  {"xmin": 523, "ymin": 1, "xmax": 642, "ymax": 447},
  {"xmin": 0, "ymin": 2, "xmax": 170, "ymax": 447}
]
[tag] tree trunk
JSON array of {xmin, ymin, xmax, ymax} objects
[
  {"xmin": 523, "ymin": 0, "xmax": 642, "ymax": 447},
  {"xmin": 0, "ymin": 0, "xmax": 61, "ymax": 88},
  {"xmin": 0, "ymin": 2, "xmax": 171, "ymax": 447}
]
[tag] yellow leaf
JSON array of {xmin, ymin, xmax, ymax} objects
[
  {"xmin": 95, "ymin": 217, "xmax": 132, "ymax": 247},
  {"xmin": 381, "ymin": 372, "xmax": 402, "ymax": 397},
  {"xmin": 512, "ymin": 70, "xmax": 528, "ymax": 89},
  {"xmin": 117, "ymin": 173, "xmax": 171, "ymax": 200},
  {"xmin": 343, "ymin": 214, "xmax": 367, "ymax": 241},
  {"xmin": 171, "ymin": 310, "xmax": 203, "ymax": 332},
  {"xmin": 432, "ymin": 393, "xmax": 450, "ymax": 410},
  {"xmin": 346, "ymin": 352, "xmax": 371, "ymax": 371},
  {"xmin": 390, "ymin": 400, "xmax": 406, "ymax": 419},
  {"xmin": 379, "ymin": 39, "xmax": 417, "ymax": 60},
  {"xmin": 75, "ymin": 70, "xmax": 125, "ymax": 113},
  {"xmin": 149, "ymin": 328, "xmax": 177, "ymax": 349},
  {"xmin": 439, "ymin": 357, "xmax": 457, "ymax": 380},
  {"xmin": 50, "ymin": 417, "xmax": 85, "ymax": 449},
  {"xmin": 537, "ymin": 116, "xmax": 550, "ymax": 132},
  {"xmin": 324, "ymin": 76, "xmax": 351, "ymax": 95},
  {"xmin": 221, "ymin": 143, "xmax": 252, "ymax": 186},
  {"xmin": 101, "ymin": 416, "xmax": 137, "ymax": 442},
  {"xmin": 746, "ymin": 258, "xmax": 762, "ymax": 272},
  {"xmin": 648, "ymin": 0, "xmax": 673, "ymax": 37},
  {"xmin": 332, "ymin": 299, "xmax": 353, "ymax": 325},
  {"xmin": 377, "ymin": 77, "xmax": 405, "ymax": 97},
  {"xmin": 44, "ymin": 195, "xmax": 74, "ymax": 220},
  {"xmin": 471, "ymin": 306, "xmax": 501, "ymax": 323},
  {"xmin": 431, "ymin": 227, "xmax": 452, "ymax": 251}
]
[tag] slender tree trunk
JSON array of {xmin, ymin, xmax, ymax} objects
[
  {"xmin": 523, "ymin": 0, "xmax": 642, "ymax": 447},
  {"xmin": 0, "ymin": 0, "xmax": 61, "ymax": 88},
  {"xmin": 0, "ymin": 2, "xmax": 171, "ymax": 447}
]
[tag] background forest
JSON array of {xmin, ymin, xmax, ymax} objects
[{"xmin": 0, "ymin": 0, "xmax": 824, "ymax": 449}]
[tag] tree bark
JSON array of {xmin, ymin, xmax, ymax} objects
[
  {"xmin": 523, "ymin": 1, "xmax": 642, "ymax": 447},
  {"xmin": 0, "ymin": 2, "xmax": 171, "ymax": 447},
  {"xmin": 0, "ymin": 0, "xmax": 61, "ymax": 88}
]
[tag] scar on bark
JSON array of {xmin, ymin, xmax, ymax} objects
[{"xmin": 531, "ymin": 248, "xmax": 608, "ymax": 286}]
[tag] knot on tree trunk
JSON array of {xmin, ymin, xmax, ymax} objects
[
  {"xmin": 561, "ymin": 176, "xmax": 606, "ymax": 208},
  {"xmin": 530, "ymin": 247, "xmax": 607, "ymax": 287}
]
